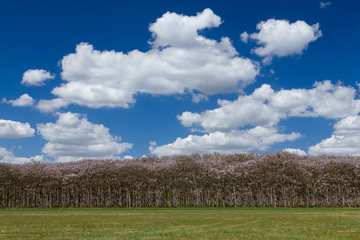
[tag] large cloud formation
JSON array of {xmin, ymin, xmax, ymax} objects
[
  {"xmin": 41, "ymin": 9, "xmax": 258, "ymax": 110},
  {"xmin": 152, "ymin": 81, "xmax": 360, "ymax": 156},
  {"xmin": 242, "ymin": 19, "xmax": 322, "ymax": 63},
  {"xmin": 178, "ymin": 81, "xmax": 360, "ymax": 132},
  {"xmin": 151, "ymin": 127, "xmax": 301, "ymax": 157},
  {"xmin": 37, "ymin": 112, "xmax": 133, "ymax": 162}
]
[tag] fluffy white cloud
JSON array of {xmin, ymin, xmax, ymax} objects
[
  {"xmin": 36, "ymin": 98, "xmax": 69, "ymax": 113},
  {"xmin": 271, "ymin": 81, "xmax": 360, "ymax": 119},
  {"xmin": 37, "ymin": 112, "xmax": 133, "ymax": 162},
  {"xmin": 43, "ymin": 9, "xmax": 258, "ymax": 110},
  {"xmin": 0, "ymin": 147, "xmax": 29, "ymax": 163},
  {"xmin": 309, "ymin": 115, "xmax": 360, "ymax": 155},
  {"xmin": 3, "ymin": 94, "xmax": 35, "ymax": 107},
  {"xmin": 21, "ymin": 69, "xmax": 55, "ymax": 86},
  {"xmin": 282, "ymin": 148, "xmax": 307, "ymax": 156},
  {"xmin": 178, "ymin": 81, "xmax": 360, "ymax": 132},
  {"xmin": 0, "ymin": 146, "xmax": 44, "ymax": 164},
  {"xmin": 151, "ymin": 126, "xmax": 301, "ymax": 157},
  {"xmin": 149, "ymin": 8, "xmax": 222, "ymax": 48},
  {"xmin": 240, "ymin": 31, "xmax": 249, "ymax": 43},
  {"xmin": 0, "ymin": 120, "xmax": 35, "ymax": 138},
  {"xmin": 244, "ymin": 19, "xmax": 322, "ymax": 63}
]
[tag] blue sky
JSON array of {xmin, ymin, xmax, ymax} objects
[{"xmin": 0, "ymin": 0, "xmax": 360, "ymax": 162}]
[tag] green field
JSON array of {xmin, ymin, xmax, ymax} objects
[{"xmin": 0, "ymin": 208, "xmax": 359, "ymax": 239}]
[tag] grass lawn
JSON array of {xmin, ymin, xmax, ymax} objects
[{"xmin": 0, "ymin": 207, "xmax": 359, "ymax": 239}]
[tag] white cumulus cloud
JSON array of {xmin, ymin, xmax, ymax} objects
[
  {"xmin": 0, "ymin": 147, "xmax": 29, "ymax": 163},
  {"xmin": 21, "ymin": 69, "xmax": 55, "ymax": 86},
  {"xmin": 3, "ymin": 94, "xmax": 35, "ymax": 107},
  {"xmin": 42, "ymin": 9, "xmax": 258, "ymax": 110},
  {"xmin": 37, "ymin": 112, "xmax": 133, "ymax": 162},
  {"xmin": 178, "ymin": 81, "xmax": 360, "ymax": 133},
  {"xmin": 149, "ymin": 8, "xmax": 222, "ymax": 48},
  {"xmin": 244, "ymin": 19, "xmax": 322, "ymax": 63},
  {"xmin": 151, "ymin": 126, "xmax": 301, "ymax": 157},
  {"xmin": 36, "ymin": 98, "xmax": 69, "ymax": 113},
  {"xmin": 0, "ymin": 146, "xmax": 44, "ymax": 164},
  {"xmin": 240, "ymin": 31, "xmax": 249, "ymax": 43},
  {"xmin": 157, "ymin": 80, "xmax": 360, "ymax": 157},
  {"xmin": 282, "ymin": 148, "xmax": 307, "ymax": 156},
  {"xmin": 309, "ymin": 115, "xmax": 360, "ymax": 156},
  {"xmin": 0, "ymin": 120, "xmax": 35, "ymax": 138}
]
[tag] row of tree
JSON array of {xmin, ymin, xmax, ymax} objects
[{"xmin": 1, "ymin": 152, "xmax": 359, "ymax": 208}]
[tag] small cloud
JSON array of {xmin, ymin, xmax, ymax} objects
[
  {"xmin": 21, "ymin": 69, "xmax": 55, "ymax": 86},
  {"xmin": 320, "ymin": 1, "xmax": 332, "ymax": 9},
  {"xmin": 3, "ymin": 94, "xmax": 35, "ymax": 107},
  {"xmin": 240, "ymin": 31, "xmax": 249, "ymax": 43},
  {"xmin": 191, "ymin": 92, "xmax": 209, "ymax": 103},
  {"xmin": 246, "ymin": 19, "xmax": 322, "ymax": 64},
  {"xmin": 30, "ymin": 155, "xmax": 46, "ymax": 162},
  {"xmin": 283, "ymin": 148, "xmax": 307, "ymax": 156},
  {"xmin": 149, "ymin": 141, "xmax": 157, "ymax": 152}
]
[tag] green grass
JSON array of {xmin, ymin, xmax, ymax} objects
[{"xmin": 0, "ymin": 208, "xmax": 359, "ymax": 239}]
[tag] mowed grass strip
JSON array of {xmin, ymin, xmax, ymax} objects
[{"xmin": 0, "ymin": 208, "xmax": 359, "ymax": 239}]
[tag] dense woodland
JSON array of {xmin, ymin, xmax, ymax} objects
[{"xmin": 1, "ymin": 152, "xmax": 360, "ymax": 208}]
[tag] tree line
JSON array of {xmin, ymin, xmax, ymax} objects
[{"xmin": 1, "ymin": 152, "xmax": 359, "ymax": 208}]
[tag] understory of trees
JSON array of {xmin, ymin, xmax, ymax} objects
[{"xmin": 1, "ymin": 152, "xmax": 360, "ymax": 208}]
